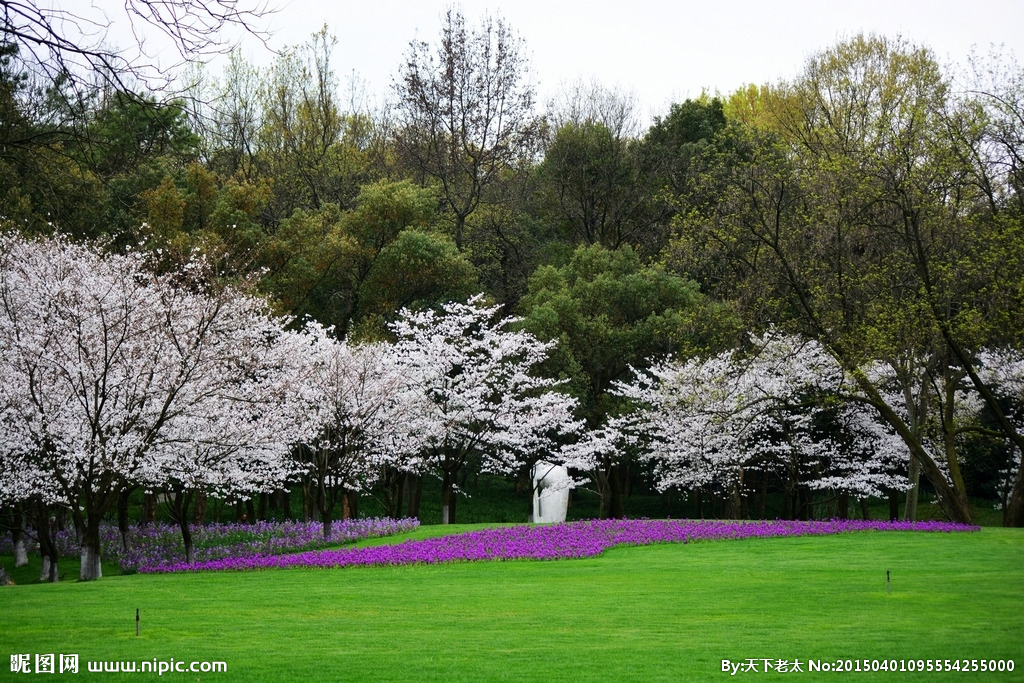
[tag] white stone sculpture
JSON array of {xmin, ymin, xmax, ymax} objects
[{"xmin": 531, "ymin": 460, "xmax": 571, "ymax": 523}]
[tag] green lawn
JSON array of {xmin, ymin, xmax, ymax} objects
[{"xmin": 1, "ymin": 526, "xmax": 1022, "ymax": 681}]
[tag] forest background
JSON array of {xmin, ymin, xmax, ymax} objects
[{"xmin": 2, "ymin": 1, "xmax": 1024, "ymax": 563}]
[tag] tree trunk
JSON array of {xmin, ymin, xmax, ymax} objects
[
  {"xmin": 8, "ymin": 504, "xmax": 29, "ymax": 567},
  {"xmin": 1004, "ymin": 456, "xmax": 1024, "ymax": 527},
  {"xmin": 301, "ymin": 479, "xmax": 313, "ymax": 522},
  {"xmin": 851, "ymin": 371, "xmax": 973, "ymax": 523},
  {"xmin": 594, "ymin": 468, "xmax": 610, "ymax": 518},
  {"xmin": 13, "ymin": 532, "xmax": 28, "ymax": 568},
  {"xmin": 282, "ymin": 488, "xmax": 292, "ymax": 520},
  {"xmin": 393, "ymin": 473, "xmax": 405, "ymax": 519},
  {"xmin": 940, "ymin": 375, "xmax": 971, "ymax": 511},
  {"xmin": 606, "ymin": 466, "xmax": 622, "ymax": 520},
  {"xmin": 782, "ymin": 476, "xmax": 795, "ymax": 520},
  {"xmin": 34, "ymin": 505, "xmax": 60, "ymax": 582},
  {"xmin": 407, "ymin": 474, "xmax": 422, "ymax": 519},
  {"xmin": 903, "ymin": 455, "xmax": 921, "ymax": 521},
  {"xmin": 179, "ymin": 516, "xmax": 195, "ymax": 565},
  {"xmin": 758, "ymin": 473, "xmax": 768, "ymax": 519},
  {"xmin": 317, "ymin": 478, "xmax": 337, "ymax": 538},
  {"xmin": 39, "ymin": 556, "xmax": 57, "ymax": 583},
  {"xmin": 797, "ymin": 486, "xmax": 808, "ymax": 521},
  {"xmin": 927, "ymin": 303, "xmax": 1024, "ymax": 526},
  {"xmin": 117, "ymin": 488, "xmax": 132, "ymax": 552},
  {"xmin": 170, "ymin": 491, "xmax": 195, "ymax": 564},
  {"xmin": 78, "ymin": 520, "xmax": 103, "ymax": 581},
  {"xmin": 318, "ymin": 490, "xmax": 332, "ymax": 538},
  {"xmin": 346, "ymin": 490, "xmax": 358, "ymax": 519},
  {"xmin": 141, "ymin": 493, "xmax": 157, "ymax": 526},
  {"xmin": 441, "ymin": 469, "xmax": 457, "ymax": 524},
  {"xmin": 192, "ymin": 490, "xmax": 208, "ymax": 525}
]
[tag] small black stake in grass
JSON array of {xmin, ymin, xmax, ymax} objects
[
  {"xmin": 886, "ymin": 570, "xmax": 891, "ymax": 594},
  {"xmin": 136, "ymin": 608, "xmax": 140, "ymax": 636}
]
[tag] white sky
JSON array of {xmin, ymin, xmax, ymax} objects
[{"xmin": 94, "ymin": 0, "xmax": 1024, "ymax": 123}]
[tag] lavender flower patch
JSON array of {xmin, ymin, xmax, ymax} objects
[
  {"xmin": 139, "ymin": 518, "xmax": 977, "ymax": 574},
  {"xmin": 2, "ymin": 518, "xmax": 419, "ymax": 573}
]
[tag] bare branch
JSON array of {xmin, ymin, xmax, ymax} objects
[{"xmin": 1, "ymin": 0, "xmax": 277, "ymax": 97}]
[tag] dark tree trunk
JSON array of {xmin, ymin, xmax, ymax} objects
[
  {"xmin": 758, "ymin": 473, "xmax": 768, "ymax": 519},
  {"xmin": 782, "ymin": 479, "xmax": 794, "ymax": 520},
  {"xmin": 393, "ymin": 473, "xmax": 405, "ymax": 519},
  {"xmin": 278, "ymin": 489, "xmax": 292, "ymax": 520},
  {"xmin": 192, "ymin": 490, "xmax": 208, "ymax": 525},
  {"xmin": 797, "ymin": 487, "xmax": 809, "ymax": 521},
  {"xmin": 344, "ymin": 490, "xmax": 358, "ymax": 519},
  {"xmin": 407, "ymin": 474, "xmax": 422, "ymax": 519},
  {"xmin": 8, "ymin": 504, "xmax": 28, "ymax": 567},
  {"xmin": 168, "ymin": 490, "xmax": 196, "ymax": 564},
  {"xmin": 117, "ymin": 487, "xmax": 132, "ymax": 552},
  {"xmin": 301, "ymin": 479, "xmax": 313, "ymax": 522},
  {"xmin": 34, "ymin": 506, "xmax": 60, "ymax": 583},
  {"xmin": 317, "ymin": 479, "xmax": 337, "ymax": 539},
  {"xmin": 604, "ymin": 465, "xmax": 625, "ymax": 519},
  {"xmin": 441, "ymin": 469, "xmax": 458, "ymax": 524},
  {"xmin": 838, "ymin": 491, "xmax": 850, "ymax": 520},
  {"xmin": 141, "ymin": 493, "xmax": 157, "ymax": 526}
]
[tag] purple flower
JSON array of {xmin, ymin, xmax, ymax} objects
[{"xmin": 136, "ymin": 518, "xmax": 978, "ymax": 574}]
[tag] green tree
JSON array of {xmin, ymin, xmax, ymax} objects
[
  {"xmin": 539, "ymin": 120, "xmax": 660, "ymax": 250},
  {"xmin": 519, "ymin": 244, "xmax": 738, "ymax": 517},
  {"xmin": 643, "ymin": 97, "xmax": 727, "ymax": 196},
  {"xmin": 259, "ymin": 179, "xmax": 478, "ymax": 338},
  {"xmin": 393, "ymin": 7, "xmax": 540, "ymax": 248},
  {"xmin": 0, "ymin": 43, "xmax": 106, "ymax": 236},
  {"xmin": 257, "ymin": 27, "xmax": 378, "ymax": 221},
  {"xmin": 672, "ymin": 35, "xmax": 1024, "ymax": 524}
]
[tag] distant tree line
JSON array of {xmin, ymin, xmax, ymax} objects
[{"xmin": 2, "ymin": 3, "xmax": 1023, "ymax": 578}]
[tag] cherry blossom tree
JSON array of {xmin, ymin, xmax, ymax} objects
[
  {"xmin": 612, "ymin": 331, "xmax": 909, "ymax": 518},
  {"xmin": 295, "ymin": 332, "xmax": 414, "ymax": 537},
  {"xmin": 137, "ymin": 320, "xmax": 323, "ymax": 563},
  {"xmin": 388, "ymin": 295, "xmax": 585, "ymax": 524},
  {"xmin": 977, "ymin": 348, "xmax": 1024, "ymax": 519},
  {"xmin": 0, "ymin": 232, "xmax": 316, "ymax": 579}
]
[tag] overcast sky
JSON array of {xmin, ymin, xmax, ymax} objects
[{"xmin": 99, "ymin": 0, "xmax": 1024, "ymax": 123}]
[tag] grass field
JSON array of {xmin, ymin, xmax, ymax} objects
[{"xmin": 1, "ymin": 525, "xmax": 1022, "ymax": 682}]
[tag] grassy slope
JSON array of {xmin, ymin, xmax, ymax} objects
[{"xmin": 1, "ymin": 527, "xmax": 1022, "ymax": 682}]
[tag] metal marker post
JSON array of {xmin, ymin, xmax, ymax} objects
[
  {"xmin": 136, "ymin": 608, "xmax": 140, "ymax": 636},
  {"xmin": 886, "ymin": 570, "xmax": 890, "ymax": 594}
]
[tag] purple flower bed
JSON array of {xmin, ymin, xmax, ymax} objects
[
  {"xmin": 139, "ymin": 518, "xmax": 978, "ymax": 574},
  {"xmin": 1, "ymin": 518, "xmax": 419, "ymax": 573}
]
